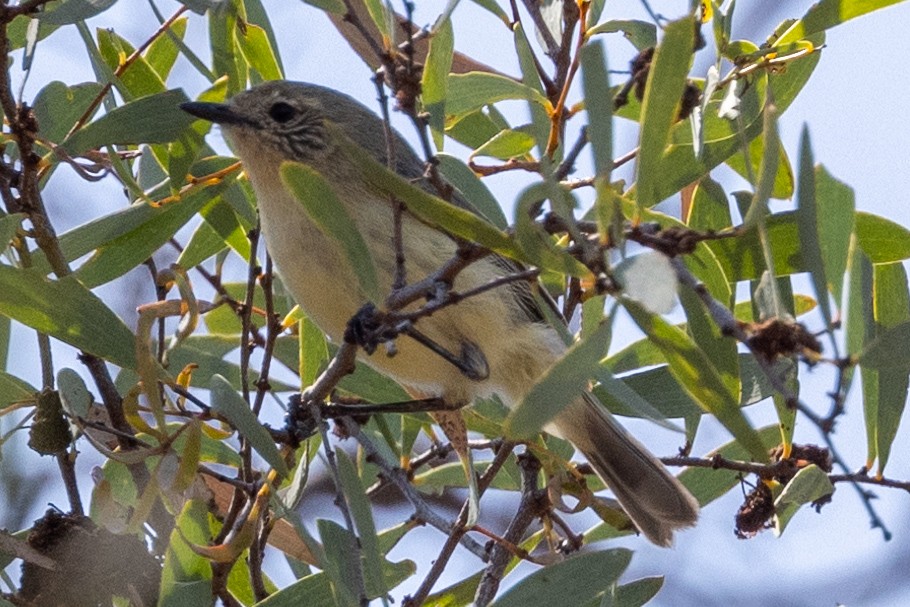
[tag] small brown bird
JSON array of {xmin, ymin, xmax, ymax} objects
[{"xmin": 182, "ymin": 81, "xmax": 699, "ymax": 545}]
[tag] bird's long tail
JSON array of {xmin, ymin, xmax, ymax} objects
[{"xmin": 552, "ymin": 393, "xmax": 699, "ymax": 546}]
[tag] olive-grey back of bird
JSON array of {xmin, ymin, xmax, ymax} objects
[{"xmin": 183, "ymin": 81, "xmax": 698, "ymax": 546}]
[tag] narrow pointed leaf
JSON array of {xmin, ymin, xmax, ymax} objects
[
  {"xmin": 854, "ymin": 211, "xmax": 910, "ymax": 263},
  {"xmin": 280, "ymin": 161, "xmax": 381, "ymax": 304},
  {"xmin": 0, "ymin": 266, "xmax": 136, "ymax": 369},
  {"xmin": 445, "ymin": 72, "xmax": 550, "ymax": 122},
  {"xmin": 635, "ymin": 17, "xmax": 694, "ymax": 210},
  {"xmin": 60, "ymin": 89, "xmax": 195, "ymax": 155},
  {"xmin": 437, "ymin": 153, "xmax": 508, "ymax": 228},
  {"xmin": 774, "ymin": 464, "xmax": 834, "ymax": 535},
  {"xmin": 814, "ymin": 165, "xmax": 855, "ymax": 308},
  {"xmin": 581, "ymin": 39, "xmax": 613, "ymax": 179},
  {"xmin": 336, "ymin": 450, "xmax": 385, "ymax": 597},
  {"xmin": 422, "ymin": 18, "xmax": 454, "ymax": 149},
  {"xmin": 159, "ymin": 500, "xmax": 213, "ymax": 607},
  {"xmin": 867, "ymin": 263, "xmax": 910, "ymax": 473},
  {"xmin": 505, "ymin": 320, "xmax": 612, "ymax": 438},
  {"xmin": 210, "ymin": 374, "xmax": 288, "ymax": 477},
  {"xmin": 623, "ymin": 299, "xmax": 767, "ymax": 461},
  {"xmin": 795, "ymin": 126, "xmax": 833, "ymax": 326},
  {"xmin": 490, "ymin": 550, "xmax": 631, "ymax": 607},
  {"xmin": 776, "ymin": 0, "xmax": 907, "ymax": 44}
]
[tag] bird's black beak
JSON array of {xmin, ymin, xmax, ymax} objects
[{"xmin": 180, "ymin": 101, "xmax": 250, "ymax": 126}]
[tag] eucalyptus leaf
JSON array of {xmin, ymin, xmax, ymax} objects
[
  {"xmin": 39, "ymin": 0, "xmax": 117, "ymax": 25},
  {"xmin": 623, "ymin": 299, "xmax": 766, "ymax": 461},
  {"xmin": 491, "ymin": 550, "xmax": 631, "ymax": 607},
  {"xmin": 446, "ymin": 72, "xmax": 550, "ymax": 122},
  {"xmin": 280, "ymin": 160, "xmax": 381, "ymax": 304},
  {"xmin": 506, "ymin": 321, "xmax": 613, "ymax": 438},
  {"xmin": 0, "ymin": 266, "xmax": 137, "ymax": 370},
  {"xmin": 635, "ymin": 18, "xmax": 694, "ymax": 210},
  {"xmin": 210, "ymin": 374, "xmax": 288, "ymax": 477},
  {"xmin": 61, "ymin": 89, "xmax": 196, "ymax": 155}
]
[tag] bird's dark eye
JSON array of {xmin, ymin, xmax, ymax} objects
[{"xmin": 268, "ymin": 101, "xmax": 295, "ymax": 123}]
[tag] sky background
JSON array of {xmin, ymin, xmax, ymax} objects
[{"xmin": 3, "ymin": 1, "xmax": 910, "ymax": 605}]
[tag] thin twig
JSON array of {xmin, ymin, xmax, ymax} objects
[
  {"xmin": 474, "ymin": 452, "xmax": 545, "ymax": 607},
  {"xmin": 335, "ymin": 415, "xmax": 488, "ymax": 559},
  {"xmin": 403, "ymin": 441, "xmax": 517, "ymax": 606},
  {"xmin": 322, "ymin": 419, "xmax": 371, "ymax": 604},
  {"xmin": 671, "ymin": 257, "xmax": 893, "ymax": 539}
]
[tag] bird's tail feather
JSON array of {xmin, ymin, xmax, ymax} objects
[{"xmin": 552, "ymin": 393, "xmax": 699, "ymax": 546}]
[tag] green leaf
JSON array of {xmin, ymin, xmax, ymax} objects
[
  {"xmin": 414, "ymin": 460, "xmax": 520, "ymax": 494},
  {"xmin": 679, "ymin": 281, "xmax": 740, "ymax": 398},
  {"xmin": 0, "ymin": 372, "xmax": 35, "ymax": 409},
  {"xmin": 300, "ymin": 0, "xmax": 345, "ymax": 14},
  {"xmin": 145, "ymin": 16, "xmax": 188, "ymax": 80},
  {"xmin": 845, "ymin": 246, "xmax": 873, "ymax": 401},
  {"xmin": 854, "ymin": 210, "xmax": 910, "ymax": 263},
  {"xmin": 32, "ymin": 81, "xmax": 103, "ymax": 144},
  {"xmin": 210, "ymin": 374, "xmax": 288, "ymax": 477},
  {"xmin": 209, "ymin": 2, "xmax": 247, "ymax": 94},
  {"xmin": 437, "ymin": 153, "xmax": 508, "ymax": 229},
  {"xmin": 609, "ymin": 576, "xmax": 664, "ymax": 607},
  {"xmin": 422, "ymin": 18, "xmax": 454, "ymax": 150},
  {"xmin": 776, "ymin": 0, "xmax": 906, "ymax": 44},
  {"xmin": 0, "ymin": 266, "xmax": 137, "ymax": 369},
  {"xmin": 623, "ymin": 299, "xmax": 767, "ymax": 461},
  {"xmin": 445, "ymin": 107, "xmax": 506, "ymax": 150},
  {"xmin": 581, "ymin": 39, "xmax": 613, "ymax": 179},
  {"xmin": 253, "ymin": 571, "xmax": 338, "ymax": 607},
  {"xmin": 512, "ymin": 184, "xmax": 592, "ymax": 278},
  {"xmin": 254, "ymin": 559, "xmax": 414, "ymax": 606},
  {"xmin": 795, "ymin": 126, "xmax": 833, "ymax": 327},
  {"xmin": 472, "ymin": 128, "xmax": 536, "ymax": 160},
  {"xmin": 445, "ymin": 72, "xmax": 550, "ymax": 122},
  {"xmin": 587, "ymin": 19, "xmax": 657, "ymax": 50},
  {"xmin": 650, "ymin": 33, "xmax": 822, "ymax": 204},
  {"xmin": 97, "ymin": 28, "xmax": 165, "ymax": 99},
  {"xmin": 75, "ymin": 189, "xmax": 218, "ymax": 288},
  {"xmin": 39, "ymin": 0, "xmax": 117, "ymax": 25},
  {"xmin": 490, "ymin": 550, "xmax": 631, "ymax": 607},
  {"xmin": 0, "ymin": 213, "xmax": 24, "ymax": 253},
  {"xmin": 362, "ymin": 0, "xmax": 392, "ymax": 40},
  {"xmin": 505, "ymin": 320, "xmax": 613, "ymax": 438},
  {"xmin": 318, "ymin": 520, "xmax": 362, "ymax": 607},
  {"xmin": 469, "ymin": 0, "xmax": 509, "ymax": 21},
  {"xmin": 865, "ymin": 262, "xmax": 910, "ymax": 474},
  {"xmin": 601, "ymin": 353, "xmax": 773, "ymax": 419},
  {"xmin": 857, "ymin": 319, "xmax": 910, "ymax": 370},
  {"xmin": 725, "ymin": 133, "xmax": 793, "ymax": 200},
  {"xmin": 635, "ymin": 17, "xmax": 694, "ymax": 210},
  {"xmin": 814, "ymin": 165, "xmax": 855, "ymax": 308},
  {"xmin": 57, "ymin": 368, "xmax": 92, "ymax": 419},
  {"xmin": 592, "ymin": 367, "xmax": 680, "ymax": 431},
  {"xmin": 298, "ymin": 313, "xmax": 330, "ymax": 387},
  {"xmin": 159, "ymin": 500, "xmax": 213, "ymax": 607},
  {"xmin": 170, "ymin": 79, "xmax": 230, "ymax": 190},
  {"xmin": 279, "ymin": 161, "xmax": 381, "ymax": 304},
  {"xmin": 60, "ymin": 89, "xmax": 196, "ymax": 155},
  {"xmin": 774, "ymin": 464, "xmax": 834, "ymax": 535},
  {"xmin": 236, "ymin": 22, "xmax": 283, "ymax": 81},
  {"xmin": 708, "ymin": 211, "xmax": 803, "ymax": 281},
  {"xmin": 741, "ymin": 91, "xmax": 780, "ymax": 228},
  {"xmin": 335, "ymin": 450, "xmax": 385, "ymax": 597},
  {"xmin": 513, "ymin": 23, "xmax": 550, "ymax": 153}
]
